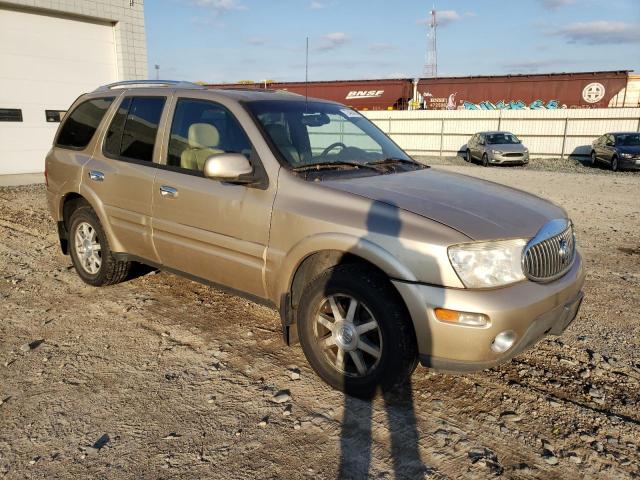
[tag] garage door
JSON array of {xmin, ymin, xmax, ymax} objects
[{"xmin": 0, "ymin": 7, "xmax": 118, "ymax": 175}]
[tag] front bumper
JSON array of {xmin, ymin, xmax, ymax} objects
[
  {"xmin": 490, "ymin": 153, "xmax": 529, "ymax": 164},
  {"xmin": 392, "ymin": 252, "xmax": 585, "ymax": 372},
  {"xmin": 620, "ymin": 157, "xmax": 640, "ymax": 170}
]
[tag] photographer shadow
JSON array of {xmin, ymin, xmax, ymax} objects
[{"xmin": 330, "ymin": 199, "xmax": 443, "ymax": 479}]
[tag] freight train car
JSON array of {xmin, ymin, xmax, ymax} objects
[
  {"xmin": 205, "ymin": 71, "xmax": 638, "ymax": 111},
  {"xmin": 205, "ymin": 79, "xmax": 412, "ymax": 110},
  {"xmin": 417, "ymin": 71, "xmax": 633, "ymax": 110}
]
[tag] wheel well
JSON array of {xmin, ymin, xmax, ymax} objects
[
  {"xmin": 282, "ymin": 250, "xmax": 411, "ymax": 346},
  {"xmin": 57, "ymin": 194, "xmax": 89, "ymax": 254},
  {"xmin": 62, "ymin": 193, "xmax": 89, "ymax": 229}
]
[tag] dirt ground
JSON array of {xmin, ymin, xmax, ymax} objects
[{"xmin": 1, "ymin": 162, "xmax": 639, "ymax": 479}]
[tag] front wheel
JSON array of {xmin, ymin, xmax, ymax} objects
[
  {"xmin": 297, "ymin": 265, "xmax": 418, "ymax": 398},
  {"xmin": 611, "ymin": 156, "xmax": 619, "ymax": 172},
  {"xmin": 69, "ymin": 206, "xmax": 131, "ymax": 286},
  {"xmin": 590, "ymin": 151, "xmax": 597, "ymax": 166},
  {"xmin": 482, "ymin": 153, "xmax": 489, "ymax": 167}
]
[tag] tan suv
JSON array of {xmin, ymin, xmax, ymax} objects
[{"xmin": 46, "ymin": 81, "xmax": 585, "ymax": 397}]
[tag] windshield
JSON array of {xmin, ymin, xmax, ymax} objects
[
  {"xmin": 246, "ymin": 100, "xmax": 414, "ymax": 170},
  {"xmin": 486, "ymin": 133, "xmax": 520, "ymax": 145},
  {"xmin": 616, "ymin": 133, "xmax": 640, "ymax": 146}
]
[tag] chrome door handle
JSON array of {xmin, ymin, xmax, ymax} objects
[
  {"xmin": 160, "ymin": 185, "xmax": 178, "ymax": 198},
  {"xmin": 88, "ymin": 170, "xmax": 104, "ymax": 182}
]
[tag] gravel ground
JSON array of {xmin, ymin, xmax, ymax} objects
[{"xmin": 0, "ymin": 164, "xmax": 639, "ymax": 479}]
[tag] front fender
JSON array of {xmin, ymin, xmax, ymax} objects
[{"xmin": 270, "ymin": 232, "xmax": 419, "ymax": 308}]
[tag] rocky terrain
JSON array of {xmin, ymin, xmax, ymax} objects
[{"xmin": 0, "ymin": 163, "xmax": 639, "ymax": 479}]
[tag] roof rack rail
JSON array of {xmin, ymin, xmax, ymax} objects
[{"xmin": 94, "ymin": 80, "xmax": 206, "ymax": 92}]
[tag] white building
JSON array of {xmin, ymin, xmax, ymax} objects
[{"xmin": 0, "ymin": 0, "xmax": 148, "ymax": 177}]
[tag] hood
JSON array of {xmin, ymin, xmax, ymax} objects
[
  {"xmin": 487, "ymin": 143, "xmax": 527, "ymax": 152},
  {"xmin": 323, "ymin": 169, "xmax": 566, "ymax": 241},
  {"xmin": 618, "ymin": 146, "xmax": 640, "ymax": 155}
]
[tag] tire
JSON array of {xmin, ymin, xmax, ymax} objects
[
  {"xmin": 611, "ymin": 156, "xmax": 619, "ymax": 172},
  {"xmin": 482, "ymin": 153, "xmax": 489, "ymax": 167},
  {"xmin": 590, "ymin": 151, "xmax": 597, "ymax": 166},
  {"xmin": 68, "ymin": 206, "xmax": 131, "ymax": 286},
  {"xmin": 297, "ymin": 264, "xmax": 418, "ymax": 398},
  {"xmin": 465, "ymin": 149, "xmax": 472, "ymax": 162}
]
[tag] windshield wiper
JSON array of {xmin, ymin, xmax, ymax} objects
[
  {"xmin": 370, "ymin": 157, "xmax": 426, "ymax": 168},
  {"xmin": 292, "ymin": 161, "xmax": 382, "ymax": 173}
]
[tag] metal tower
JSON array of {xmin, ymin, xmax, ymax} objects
[{"xmin": 423, "ymin": 8, "xmax": 437, "ymax": 78}]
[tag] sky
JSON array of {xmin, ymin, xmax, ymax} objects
[{"xmin": 145, "ymin": 0, "xmax": 640, "ymax": 83}]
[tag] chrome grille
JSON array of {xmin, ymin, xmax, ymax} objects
[{"xmin": 522, "ymin": 220, "xmax": 575, "ymax": 282}]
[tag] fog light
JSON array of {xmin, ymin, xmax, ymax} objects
[
  {"xmin": 434, "ymin": 308, "xmax": 489, "ymax": 327},
  {"xmin": 491, "ymin": 330, "xmax": 517, "ymax": 353}
]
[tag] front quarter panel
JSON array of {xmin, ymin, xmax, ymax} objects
[{"xmin": 267, "ymin": 171, "xmax": 469, "ymax": 305}]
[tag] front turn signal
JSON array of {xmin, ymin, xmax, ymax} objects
[{"xmin": 434, "ymin": 308, "xmax": 490, "ymax": 327}]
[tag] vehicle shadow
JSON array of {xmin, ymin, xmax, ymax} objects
[
  {"xmin": 329, "ymin": 199, "xmax": 443, "ymax": 478},
  {"xmin": 567, "ymin": 147, "xmax": 603, "ymax": 170}
]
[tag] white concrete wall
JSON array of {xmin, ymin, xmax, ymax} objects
[
  {"xmin": 1, "ymin": 0, "xmax": 147, "ymax": 80},
  {"xmin": 363, "ymin": 108, "xmax": 640, "ymax": 158},
  {"xmin": 0, "ymin": 1, "xmax": 148, "ymax": 175}
]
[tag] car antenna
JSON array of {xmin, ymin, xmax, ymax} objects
[{"xmin": 305, "ymin": 36, "xmax": 309, "ymax": 112}]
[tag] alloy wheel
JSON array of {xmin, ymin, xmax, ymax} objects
[
  {"xmin": 313, "ymin": 294, "xmax": 382, "ymax": 378},
  {"xmin": 74, "ymin": 221, "xmax": 102, "ymax": 274}
]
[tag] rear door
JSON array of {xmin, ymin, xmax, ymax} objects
[
  {"xmin": 83, "ymin": 91, "xmax": 169, "ymax": 262},
  {"xmin": 151, "ymin": 96, "xmax": 276, "ymax": 298},
  {"xmin": 467, "ymin": 134, "xmax": 476, "ymax": 158},
  {"xmin": 593, "ymin": 135, "xmax": 604, "ymax": 160},
  {"xmin": 603, "ymin": 134, "xmax": 616, "ymax": 164},
  {"xmin": 474, "ymin": 134, "xmax": 485, "ymax": 158}
]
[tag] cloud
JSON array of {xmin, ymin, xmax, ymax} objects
[
  {"xmin": 553, "ymin": 21, "xmax": 640, "ymax": 45},
  {"xmin": 368, "ymin": 42, "xmax": 397, "ymax": 52},
  {"xmin": 246, "ymin": 37, "xmax": 268, "ymax": 46},
  {"xmin": 537, "ymin": 0, "xmax": 575, "ymax": 9},
  {"xmin": 316, "ymin": 32, "xmax": 350, "ymax": 51},
  {"xmin": 190, "ymin": 0, "xmax": 246, "ymax": 14},
  {"xmin": 309, "ymin": 1, "xmax": 326, "ymax": 9},
  {"xmin": 501, "ymin": 59, "xmax": 567, "ymax": 73},
  {"xmin": 417, "ymin": 10, "xmax": 461, "ymax": 27}
]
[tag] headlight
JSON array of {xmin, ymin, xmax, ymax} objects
[
  {"xmin": 448, "ymin": 239, "xmax": 527, "ymax": 288},
  {"xmin": 620, "ymin": 153, "xmax": 633, "ymax": 159},
  {"xmin": 492, "ymin": 150, "xmax": 504, "ymax": 155}
]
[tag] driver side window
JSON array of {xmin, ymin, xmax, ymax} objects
[{"xmin": 167, "ymin": 98, "xmax": 252, "ymax": 172}]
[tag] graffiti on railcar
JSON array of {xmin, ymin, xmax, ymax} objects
[{"xmin": 462, "ymin": 99, "xmax": 564, "ymax": 110}]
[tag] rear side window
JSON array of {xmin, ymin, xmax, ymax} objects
[
  {"xmin": 104, "ymin": 96, "xmax": 166, "ymax": 162},
  {"xmin": 56, "ymin": 97, "xmax": 114, "ymax": 149}
]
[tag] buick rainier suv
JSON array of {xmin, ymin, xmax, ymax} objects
[{"xmin": 46, "ymin": 81, "xmax": 585, "ymax": 397}]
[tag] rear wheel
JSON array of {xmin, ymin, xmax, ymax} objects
[
  {"xmin": 590, "ymin": 151, "xmax": 597, "ymax": 166},
  {"xmin": 69, "ymin": 206, "xmax": 131, "ymax": 286},
  {"xmin": 482, "ymin": 153, "xmax": 489, "ymax": 167},
  {"xmin": 297, "ymin": 265, "xmax": 418, "ymax": 398},
  {"xmin": 611, "ymin": 156, "xmax": 619, "ymax": 172}
]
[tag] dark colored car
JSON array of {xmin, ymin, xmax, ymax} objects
[
  {"xmin": 590, "ymin": 132, "xmax": 640, "ymax": 171},
  {"xmin": 465, "ymin": 131, "xmax": 529, "ymax": 167}
]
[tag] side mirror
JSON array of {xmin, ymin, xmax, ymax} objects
[{"xmin": 203, "ymin": 153, "xmax": 253, "ymax": 182}]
